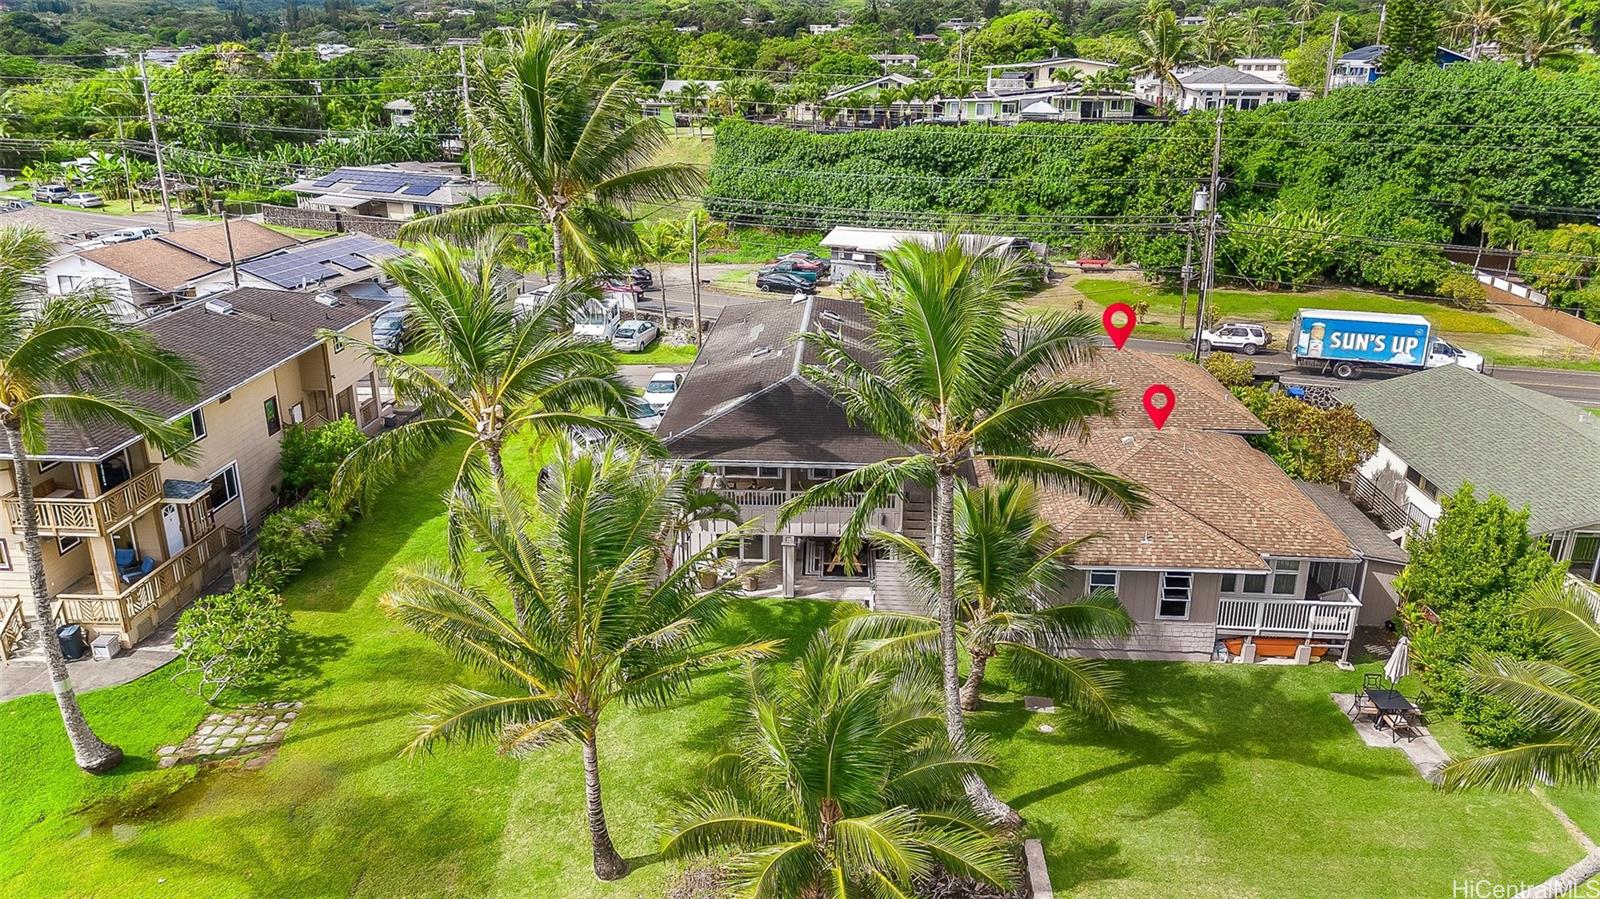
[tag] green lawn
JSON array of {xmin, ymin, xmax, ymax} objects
[
  {"xmin": 616, "ymin": 343, "xmax": 698, "ymax": 366},
  {"xmin": 0, "ymin": 439, "xmax": 1589, "ymax": 896}
]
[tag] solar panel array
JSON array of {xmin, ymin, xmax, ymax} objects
[
  {"xmin": 309, "ymin": 167, "xmax": 449, "ymax": 198},
  {"xmin": 239, "ymin": 235, "xmax": 404, "ymax": 289}
]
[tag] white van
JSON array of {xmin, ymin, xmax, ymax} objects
[{"xmin": 572, "ymin": 298, "xmax": 621, "ymax": 342}]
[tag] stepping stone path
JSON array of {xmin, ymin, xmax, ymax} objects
[{"xmin": 156, "ymin": 702, "xmax": 302, "ymax": 770}]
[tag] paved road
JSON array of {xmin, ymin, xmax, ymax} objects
[{"xmin": 1, "ymin": 202, "xmax": 202, "ymax": 243}]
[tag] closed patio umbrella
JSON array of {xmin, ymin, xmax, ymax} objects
[{"xmin": 1384, "ymin": 636, "xmax": 1412, "ymax": 686}]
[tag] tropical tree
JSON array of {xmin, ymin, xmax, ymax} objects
[
  {"xmin": 383, "ymin": 441, "xmax": 780, "ymax": 880},
  {"xmin": 1455, "ymin": 184, "xmax": 1509, "ymax": 270},
  {"xmin": 0, "ymin": 225, "xmax": 200, "ymax": 773},
  {"xmin": 778, "ymin": 237, "xmax": 1147, "ymax": 825},
  {"xmin": 1505, "ymin": 0, "xmax": 1579, "ymax": 68},
  {"xmin": 1083, "ymin": 69, "xmax": 1133, "ymax": 93},
  {"xmin": 678, "ymin": 80, "xmax": 709, "ymax": 125},
  {"xmin": 846, "ymin": 480, "xmax": 1134, "ymax": 714},
  {"xmin": 327, "ymin": 237, "xmax": 641, "ymax": 530},
  {"xmin": 1240, "ymin": 6, "xmax": 1280, "ymax": 55},
  {"xmin": 401, "ymin": 18, "xmax": 704, "ymax": 280},
  {"xmin": 1488, "ymin": 216, "xmax": 1537, "ymax": 275},
  {"xmin": 1440, "ymin": 579, "xmax": 1600, "ymax": 899},
  {"xmin": 662, "ymin": 632, "xmax": 1017, "ymax": 897},
  {"xmin": 1134, "ymin": 10, "xmax": 1190, "ymax": 110},
  {"xmin": 1291, "ymin": 0, "xmax": 1324, "ymax": 43},
  {"xmin": 1197, "ymin": 9, "xmax": 1244, "ymax": 64},
  {"xmin": 1451, "ymin": 0, "xmax": 1515, "ymax": 57}
]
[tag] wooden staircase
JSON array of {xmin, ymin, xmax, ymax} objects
[{"xmin": 871, "ymin": 486, "xmax": 933, "ymax": 614}]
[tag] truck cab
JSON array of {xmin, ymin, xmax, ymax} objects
[{"xmin": 1426, "ymin": 338, "xmax": 1485, "ymax": 373}]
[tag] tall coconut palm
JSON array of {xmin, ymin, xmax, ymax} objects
[
  {"xmin": 1197, "ymin": 9, "xmax": 1244, "ymax": 64},
  {"xmin": 844, "ymin": 480, "xmax": 1134, "ymax": 714},
  {"xmin": 1134, "ymin": 10, "xmax": 1191, "ymax": 110},
  {"xmin": 662, "ymin": 632, "xmax": 1017, "ymax": 897},
  {"xmin": 1440, "ymin": 579, "xmax": 1600, "ymax": 898},
  {"xmin": 1506, "ymin": 0, "xmax": 1579, "ymax": 68},
  {"xmin": 1292, "ymin": 0, "xmax": 1324, "ymax": 43},
  {"xmin": 384, "ymin": 441, "xmax": 780, "ymax": 880},
  {"xmin": 326, "ymin": 237, "xmax": 641, "ymax": 537},
  {"xmin": 1489, "ymin": 216, "xmax": 1536, "ymax": 276},
  {"xmin": 1451, "ymin": 0, "xmax": 1515, "ymax": 57},
  {"xmin": 401, "ymin": 18, "xmax": 704, "ymax": 280},
  {"xmin": 1240, "ymin": 6, "xmax": 1279, "ymax": 55},
  {"xmin": 0, "ymin": 225, "xmax": 200, "ymax": 773},
  {"xmin": 1455, "ymin": 184, "xmax": 1509, "ymax": 270},
  {"xmin": 778, "ymin": 237, "xmax": 1147, "ymax": 826}
]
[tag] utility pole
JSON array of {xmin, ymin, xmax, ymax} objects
[
  {"xmin": 217, "ymin": 196, "xmax": 239, "ymax": 288},
  {"xmin": 1323, "ymin": 16, "xmax": 1343, "ymax": 97},
  {"xmin": 1192, "ymin": 86, "xmax": 1225, "ymax": 361},
  {"xmin": 458, "ymin": 43, "xmax": 476, "ymax": 182},
  {"xmin": 690, "ymin": 214, "xmax": 703, "ymax": 345},
  {"xmin": 138, "ymin": 52, "xmax": 176, "ymax": 234},
  {"xmin": 1180, "ymin": 187, "xmax": 1201, "ymax": 330},
  {"xmin": 1377, "ymin": 4, "xmax": 1387, "ymax": 46}
]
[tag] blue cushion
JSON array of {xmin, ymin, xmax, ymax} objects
[
  {"xmin": 115, "ymin": 548, "xmax": 136, "ymax": 568},
  {"xmin": 139, "ymin": 557, "xmax": 156, "ymax": 575}
]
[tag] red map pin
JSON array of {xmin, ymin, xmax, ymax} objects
[
  {"xmin": 1102, "ymin": 303, "xmax": 1136, "ymax": 350},
  {"xmin": 1143, "ymin": 384, "xmax": 1176, "ymax": 429}
]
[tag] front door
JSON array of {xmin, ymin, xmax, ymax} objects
[{"xmin": 161, "ymin": 503, "xmax": 185, "ymax": 557}]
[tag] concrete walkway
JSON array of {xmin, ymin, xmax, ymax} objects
[
  {"xmin": 0, "ymin": 615, "xmax": 181, "ymax": 703},
  {"xmin": 1332, "ymin": 692, "xmax": 1451, "ymax": 782}
]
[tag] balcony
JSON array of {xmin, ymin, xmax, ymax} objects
[
  {"xmin": 53, "ymin": 526, "xmax": 237, "ymax": 646},
  {"xmin": 704, "ymin": 489, "xmax": 903, "ymax": 537},
  {"xmin": 1216, "ymin": 588, "xmax": 1362, "ymax": 643},
  {"xmin": 0, "ymin": 595, "xmax": 23, "ymax": 661},
  {"xmin": 3, "ymin": 466, "xmax": 164, "ymax": 536}
]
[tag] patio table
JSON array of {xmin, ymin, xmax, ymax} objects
[{"xmin": 1365, "ymin": 688, "xmax": 1419, "ymax": 736}]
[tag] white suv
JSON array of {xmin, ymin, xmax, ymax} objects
[{"xmin": 1200, "ymin": 323, "xmax": 1270, "ymax": 355}]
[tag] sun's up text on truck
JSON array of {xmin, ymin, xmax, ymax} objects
[{"xmin": 1289, "ymin": 310, "xmax": 1484, "ymax": 380}]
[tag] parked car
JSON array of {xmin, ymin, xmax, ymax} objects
[
  {"xmin": 643, "ymin": 370, "xmax": 682, "ymax": 412},
  {"xmin": 33, "ymin": 184, "xmax": 70, "ymax": 203},
  {"xmin": 0, "ymin": 199, "xmax": 36, "ymax": 213},
  {"xmin": 760, "ymin": 260, "xmax": 821, "ymax": 282},
  {"xmin": 782, "ymin": 251, "xmax": 826, "ymax": 264},
  {"xmin": 756, "ymin": 270, "xmax": 816, "ymax": 293},
  {"xmin": 602, "ymin": 267, "xmax": 653, "ymax": 289},
  {"xmin": 372, "ymin": 310, "xmax": 409, "ymax": 352},
  {"xmin": 777, "ymin": 252, "xmax": 827, "ymax": 272},
  {"xmin": 102, "ymin": 226, "xmax": 159, "ymax": 244},
  {"xmin": 626, "ymin": 396, "xmax": 663, "ymax": 431},
  {"xmin": 63, "ymin": 192, "xmax": 105, "ymax": 208},
  {"xmin": 573, "ymin": 299, "xmax": 622, "ymax": 342},
  {"xmin": 611, "ymin": 319, "xmax": 660, "ymax": 353},
  {"xmin": 1199, "ymin": 323, "xmax": 1271, "ymax": 355},
  {"xmin": 514, "ymin": 284, "xmax": 556, "ymax": 318}
]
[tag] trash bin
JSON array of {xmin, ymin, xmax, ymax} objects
[{"xmin": 57, "ymin": 624, "xmax": 87, "ymax": 661}]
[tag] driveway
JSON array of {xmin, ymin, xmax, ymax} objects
[{"xmin": 0, "ymin": 203, "xmax": 204, "ymax": 244}]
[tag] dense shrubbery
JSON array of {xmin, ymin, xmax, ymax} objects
[
  {"xmin": 173, "ymin": 582, "xmax": 292, "ymax": 703},
  {"xmin": 1395, "ymin": 486, "xmax": 1564, "ymax": 748},
  {"xmin": 252, "ymin": 491, "xmax": 350, "ymax": 591},
  {"xmin": 1235, "ymin": 388, "xmax": 1377, "ymax": 484},
  {"xmin": 279, "ymin": 416, "xmax": 368, "ymax": 498}
]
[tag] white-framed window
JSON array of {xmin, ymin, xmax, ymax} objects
[
  {"xmin": 1222, "ymin": 560, "xmax": 1302, "ymax": 597},
  {"xmin": 739, "ymin": 535, "xmax": 769, "ymax": 562},
  {"xmin": 185, "ymin": 408, "xmax": 207, "ymax": 441},
  {"xmin": 0, "ymin": 539, "xmax": 10, "ymax": 571},
  {"xmin": 1085, "ymin": 569, "xmax": 1118, "ymax": 596},
  {"xmin": 1158, "ymin": 571, "xmax": 1192, "ymax": 620},
  {"xmin": 207, "ymin": 463, "xmax": 241, "ymax": 513},
  {"xmin": 57, "ymin": 536, "xmax": 82, "ymax": 555},
  {"xmin": 1270, "ymin": 559, "xmax": 1301, "ymax": 595},
  {"xmin": 723, "ymin": 465, "xmax": 781, "ymax": 479},
  {"xmin": 56, "ymin": 274, "xmax": 80, "ymax": 292},
  {"xmin": 808, "ymin": 466, "xmax": 849, "ymax": 480}
]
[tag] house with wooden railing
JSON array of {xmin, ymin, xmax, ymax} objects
[{"xmin": 0, "ymin": 286, "xmax": 390, "ymax": 653}]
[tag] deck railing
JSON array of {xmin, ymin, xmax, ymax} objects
[
  {"xmin": 3, "ymin": 466, "xmax": 164, "ymax": 536},
  {"xmin": 1350, "ymin": 474, "xmax": 1411, "ymax": 534},
  {"xmin": 1216, "ymin": 588, "xmax": 1362, "ymax": 642},
  {"xmin": 708, "ymin": 489, "xmax": 903, "ymax": 537},
  {"xmin": 0, "ymin": 594, "xmax": 24, "ymax": 661},
  {"xmin": 53, "ymin": 526, "xmax": 237, "ymax": 640}
]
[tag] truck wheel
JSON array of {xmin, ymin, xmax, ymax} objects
[
  {"xmin": 1242, "ymin": 343, "xmax": 1259, "ymax": 356},
  {"xmin": 1199, "ymin": 341, "xmax": 1212, "ymax": 352},
  {"xmin": 1333, "ymin": 362, "xmax": 1358, "ymax": 380}
]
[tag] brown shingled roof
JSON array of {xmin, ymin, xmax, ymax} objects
[
  {"xmin": 1069, "ymin": 351, "xmax": 1266, "ymax": 434},
  {"xmin": 157, "ymin": 220, "xmax": 299, "ymax": 263},
  {"xmin": 1020, "ymin": 428, "xmax": 1356, "ymax": 570},
  {"xmin": 78, "ymin": 240, "xmax": 222, "ymax": 292}
]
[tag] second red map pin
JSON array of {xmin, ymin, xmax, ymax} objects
[
  {"xmin": 1142, "ymin": 384, "xmax": 1175, "ymax": 429},
  {"xmin": 1102, "ymin": 303, "xmax": 1136, "ymax": 350}
]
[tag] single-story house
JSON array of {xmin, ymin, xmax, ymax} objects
[
  {"xmin": 1144, "ymin": 65, "xmax": 1297, "ymax": 110},
  {"xmin": 935, "ymin": 86, "xmax": 1143, "ymax": 124},
  {"xmin": 1340, "ymin": 364, "xmax": 1600, "ymax": 583},
  {"xmin": 280, "ymin": 162, "xmax": 495, "ymax": 221},
  {"xmin": 234, "ymin": 233, "xmax": 405, "ymax": 294},
  {"xmin": 819, "ymin": 227, "xmax": 1033, "ymax": 281},
  {"xmin": 1329, "ymin": 45, "xmax": 1472, "ymax": 90}
]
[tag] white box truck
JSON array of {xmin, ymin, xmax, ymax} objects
[{"xmin": 1289, "ymin": 309, "xmax": 1484, "ymax": 380}]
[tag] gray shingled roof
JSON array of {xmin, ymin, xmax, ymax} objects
[
  {"xmin": 1178, "ymin": 65, "xmax": 1280, "ymax": 87},
  {"xmin": 35, "ymin": 287, "xmax": 388, "ymax": 460},
  {"xmin": 1294, "ymin": 481, "xmax": 1409, "ymax": 565},
  {"xmin": 1339, "ymin": 365, "xmax": 1600, "ymax": 535}
]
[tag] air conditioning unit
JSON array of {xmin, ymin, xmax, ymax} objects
[
  {"xmin": 315, "ymin": 293, "xmax": 342, "ymax": 308},
  {"xmin": 204, "ymin": 299, "xmax": 235, "ymax": 315}
]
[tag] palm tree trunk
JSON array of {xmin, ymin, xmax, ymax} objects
[
  {"xmin": 959, "ymin": 644, "xmax": 993, "ymax": 712},
  {"xmin": 582, "ymin": 730, "xmax": 628, "ymax": 881},
  {"xmin": 1513, "ymin": 852, "xmax": 1600, "ymax": 899},
  {"xmin": 933, "ymin": 465, "xmax": 1021, "ymax": 828},
  {"xmin": 551, "ymin": 224, "xmax": 566, "ymax": 283},
  {"xmin": 2, "ymin": 425, "xmax": 123, "ymax": 774}
]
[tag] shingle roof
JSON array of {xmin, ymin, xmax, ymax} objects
[
  {"xmin": 77, "ymin": 240, "xmax": 222, "ymax": 292},
  {"xmin": 34, "ymin": 288, "xmax": 388, "ymax": 460},
  {"xmin": 1294, "ymin": 481, "xmax": 1409, "ymax": 565},
  {"xmin": 1178, "ymin": 65, "xmax": 1281, "ymax": 87},
  {"xmin": 156, "ymin": 220, "xmax": 298, "ymax": 264},
  {"xmin": 1339, "ymin": 365, "xmax": 1600, "ymax": 534},
  {"xmin": 1071, "ymin": 351, "xmax": 1267, "ymax": 434},
  {"xmin": 1019, "ymin": 429, "xmax": 1357, "ymax": 571}
]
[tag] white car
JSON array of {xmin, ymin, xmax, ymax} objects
[
  {"xmin": 62, "ymin": 192, "xmax": 105, "ymax": 208},
  {"xmin": 611, "ymin": 319, "xmax": 660, "ymax": 353},
  {"xmin": 103, "ymin": 227, "xmax": 158, "ymax": 244},
  {"xmin": 1200, "ymin": 323, "xmax": 1270, "ymax": 355},
  {"xmin": 644, "ymin": 371, "xmax": 682, "ymax": 412},
  {"xmin": 1426, "ymin": 338, "xmax": 1485, "ymax": 373},
  {"xmin": 626, "ymin": 396, "xmax": 663, "ymax": 431}
]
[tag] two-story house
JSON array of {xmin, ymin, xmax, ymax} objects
[
  {"xmin": 661, "ymin": 299, "xmax": 1395, "ymax": 663},
  {"xmin": 0, "ymin": 287, "xmax": 390, "ymax": 654},
  {"xmin": 980, "ymin": 56, "xmax": 1116, "ymax": 92},
  {"xmin": 1341, "ymin": 364, "xmax": 1600, "ymax": 582},
  {"xmin": 1329, "ymin": 45, "xmax": 1471, "ymax": 90}
]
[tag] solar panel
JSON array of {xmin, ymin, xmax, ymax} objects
[
  {"xmin": 328, "ymin": 254, "xmax": 371, "ymax": 271},
  {"xmin": 400, "ymin": 182, "xmax": 442, "ymax": 197}
]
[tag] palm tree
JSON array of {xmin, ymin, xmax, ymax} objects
[
  {"xmin": 327, "ymin": 237, "xmax": 641, "ymax": 535},
  {"xmin": 1083, "ymin": 69, "xmax": 1133, "ymax": 94},
  {"xmin": 1506, "ymin": 0, "xmax": 1579, "ymax": 68},
  {"xmin": 1291, "ymin": 0, "xmax": 1323, "ymax": 44},
  {"xmin": 1134, "ymin": 10, "xmax": 1190, "ymax": 110},
  {"xmin": 1455, "ymin": 184, "xmax": 1509, "ymax": 270},
  {"xmin": 1440, "ymin": 579, "xmax": 1600, "ymax": 898},
  {"xmin": 401, "ymin": 18, "xmax": 704, "ymax": 280},
  {"xmin": 383, "ymin": 441, "xmax": 780, "ymax": 880},
  {"xmin": 1451, "ymin": 0, "xmax": 1514, "ymax": 58},
  {"xmin": 1240, "ymin": 7, "xmax": 1279, "ymax": 55},
  {"xmin": 662, "ymin": 632, "xmax": 1017, "ymax": 896},
  {"xmin": 679, "ymin": 80, "xmax": 709, "ymax": 121},
  {"xmin": 1488, "ymin": 216, "xmax": 1536, "ymax": 276},
  {"xmin": 778, "ymin": 237, "xmax": 1147, "ymax": 825},
  {"xmin": 0, "ymin": 225, "xmax": 200, "ymax": 773},
  {"xmin": 1197, "ymin": 9, "xmax": 1244, "ymax": 64},
  {"xmin": 1139, "ymin": 0, "xmax": 1174, "ymax": 29},
  {"xmin": 845, "ymin": 480, "xmax": 1134, "ymax": 713}
]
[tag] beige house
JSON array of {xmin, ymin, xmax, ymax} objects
[{"xmin": 0, "ymin": 287, "xmax": 389, "ymax": 653}]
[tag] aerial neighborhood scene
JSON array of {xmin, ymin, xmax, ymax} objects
[{"xmin": 6, "ymin": 0, "xmax": 1600, "ymax": 896}]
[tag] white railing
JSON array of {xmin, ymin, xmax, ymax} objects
[
  {"xmin": 705, "ymin": 489, "xmax": 903, "ymax": 537},
  {"xmin": 0, "ymin": 594, "xmax": 24, "ymax": 661},
  {"xmin": 1216, "ymin": 588, "xmax": 1362, "ymax": 641}
]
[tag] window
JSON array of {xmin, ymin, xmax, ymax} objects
[
  {"xmin": 0, "ymin": 539, "xmax": 9, "ymax": 571},
  {"xmin": 290, "ymin": 402, "xmax": 305, "ymax": 425},
  {"xmin": 1158, "ymin": 571, "xmax": 1192, "ymax": 620},
  {"xmin": 1271, "ymin": 559, "xmax": 1301, "ymax": 595},
  {"xmin": 1403, "ymin": 467, "xmax": 1438, "ymax": 500},
  {"xmin": 739, "ymin": 535, "xmax": 769, "ymax": 562},
  {"xmin": 185, "ymin": 409, "xmax": 207, "ymax": 442},
  {"xmin": 56, "ymin": 275, "xmax": 80, "ymax": 292},
  {"xmin": 1086, "ymin": 569, "xmax": 1118, "ymax": 596},
  {"xmin": 207, "ymin": 463, "xmax": 241, "ymax": 513},
  {"xmin": 808, "ymin": 467, "xmax": 849, "ymax": 480},
  {"xmin": 57, "ymin": 536, "xmax": 82, "ymax": 555},
  {"xmin": 263, "ymin": 396, "xmax": 281, "ymax": 436},
  {"xmin": 1222, "ymin": 560, "xmax": 1301, "ymax": 597},
  {"xmin": 723, "ymin": 465, "xmax": 781, "ymax": 479}
]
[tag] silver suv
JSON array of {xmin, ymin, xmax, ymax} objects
[{"xmin": 33, "ymin": 184, "xmax": 70, "ymax": 203}]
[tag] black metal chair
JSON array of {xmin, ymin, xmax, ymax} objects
[
  {"xmin": 1387, "ymin": 708, "xmax": 1422, "ymax": 743},
  {"xmin": 1414, "ymin": 689, "xmax": 1433, "ymax": 724}
]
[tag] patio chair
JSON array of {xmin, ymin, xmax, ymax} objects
[
  {"xmin": 1414, "ymin": 689, "xmax": 1433, "ymax": 724},
  {"xmin": 119, "ymin": 556, "xmax": 155, "ymax": 585},
  {"xmin": 1348, "ymin": 690, "xmax": 1378, "ymax": 722},
  {"xmin": 1388, "ymin": 709, "xmax": 1422, "ymax": 743}
]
